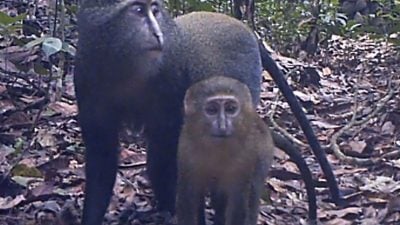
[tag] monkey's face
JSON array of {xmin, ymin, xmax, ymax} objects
[
  {"xmin": 184, "ymin": 77, "xmax": 253, "ymax": 138},
  {"xmin": 115, "ymin": 0, "xmax": 164, "ymax": 55},
  {"xmin": 203, "ymin": 95, "xmax": 240, "ymax": 137},
  {"xmin": 130, "ymin": 0, "xmax": 163, "ymax": 46}
]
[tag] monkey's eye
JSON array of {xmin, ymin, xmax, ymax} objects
[
  {"xmin": 131, "ymin": 4, "xmax": 146, "ymax": 16},
  {"xmin": 204, "ymin": 102, "xmax": 219, "ymax": 116},
  {"xmin": 225, "ymin": 101, "xmax": 238, "ymax": 115}
]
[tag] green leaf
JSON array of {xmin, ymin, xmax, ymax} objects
[
  {"xmin": 62, "ymin": 42, "xmax": 77, "ymax": 56},
  {"xmin": 66, "ymin": 4, "xmax": 79, "ymax": 15},
  {"xmin": 11, "ymin": 164, "xmax": 43, "ymax": 178},
  {"xmin": 34, "ymin": 62, "xmax": 50, "ymax": 75},
  {"xmin": 7, "ymin": 23, "xmax": 23, "ymax": 32},
  {"xmin": 25, "ymin": 36, "xmax": 47, "ymax": 49},
  {"xmin": 42, "ymin": 37, "xmax": 62, "ymax": 58},
  {"xmin": 349, "ymin": 23, "xmax": 362, "ymax": 32},
  {"xmin": 0, "ymin": 12, "xmax": 26, "ymax": 26},
  {"xmin": 12, "ymin": 176, "xmax": 43, "ymax": 187},
  {"xmin": 195, "ymin": 2, "xmax": 214, "ymax": 12}
]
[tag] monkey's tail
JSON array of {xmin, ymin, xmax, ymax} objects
[
  {"xmin": 257, "ymin": 37, "xmax": 343, "ymax": 206},
  {"xmin": 272, "ymin": 132, "xmax": 317, "ymax": 224}
]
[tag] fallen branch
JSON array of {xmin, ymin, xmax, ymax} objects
[
  {"xmin": 268, "ymin": 88, "xmax": 307, "ymax": 148},
  {"xmin": 330, "ymin": 86, "xmax": 396, "ymax": 166}
]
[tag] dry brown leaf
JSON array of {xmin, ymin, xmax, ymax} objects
[
  {"xmin": 47, "ymin": 101, "xmax": 78, "ymax": 117},
  {"xmin": 320, "ymin": 207, "xmax": 361, "ymax": 220},
  {"xmin": 312, "ymin": 120, "xmax": 341, "ymax": 129},
  {"xmin": 349, "ymin": 140, "xmax": 367, "ymax": 153},
  {"xmin": 0, "ymin": 195, "xmax": 25, "ymax": 210},
  {"xmin": 381, "ymin": 121, "xmax": 395, "ymax": 135},
  {"xmin": 360, "ymin": 176, "xmax": 400, "ymax": 194},
  {"xmin": 324, "ymin": 218, "xmax": 352, "ymax": 225},
  {"xmin": 322, "ymin": 67, "xmax": 332, "ymax": 76},
  {"xmin": 35, "ymin": 128, "xmax": 57, "ymax": 148}
]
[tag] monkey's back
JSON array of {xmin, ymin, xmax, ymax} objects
[{"xmin": 175, "ymin": 12, "xmax": 262, "ymax": 105}]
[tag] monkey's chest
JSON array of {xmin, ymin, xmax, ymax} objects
[
  {"xmin": 198, "ymin": 148, "xmax": 251, "ymax": 178},
  {"xmin": 107, "ymin": 77, "xmax": 154, "ymax": 113}
]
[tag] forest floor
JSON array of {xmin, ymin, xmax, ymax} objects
[{"xmin": 1, "ymin": 1, "xmax": 400, "ymax": 225}]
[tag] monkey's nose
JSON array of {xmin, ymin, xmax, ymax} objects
[
  {"xmin": 147, "ymin": 11, "xmax": 164, "ymax": 48},
  {"xmin": 154, "ymin": 32, "xmax": 164, "ymax": 46}
]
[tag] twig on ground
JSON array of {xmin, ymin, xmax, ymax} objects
[{"xmin": 330, "ymin": 85, "xmax": 397, "ymax": 166}]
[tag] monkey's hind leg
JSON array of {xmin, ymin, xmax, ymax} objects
[{"xmin": 146, "ymin": 133, "xmax": 178, "ymax": 214}]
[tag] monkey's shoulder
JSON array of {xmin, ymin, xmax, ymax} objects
[{"xmin": 251, "ymin": 114, "xmax": 271, "ymax": 135}]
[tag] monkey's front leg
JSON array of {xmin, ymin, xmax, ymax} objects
[
  {"xmin": 224, "ymin": 181, "xmax": 249, "ymax": 225},
  {"xmin": 176, "ymin": 165, "xmax": 205, "ymax": 225},
  {"xmin": 79, "ymin": 105, "xmax": 120, "ymax": 225},
  {"xmin": 246, "ymin": 159, "xmax": 268, "ymax": 225}
]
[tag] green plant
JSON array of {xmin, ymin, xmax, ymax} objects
[{"xmin": 0, "ymin": 12, "xmax": 26, "ymax": 42}]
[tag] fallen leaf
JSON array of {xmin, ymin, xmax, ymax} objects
[
  {"xmin": 312, "ymin": 120, "xmax": 341, "ymax": 129},
  {"xmin": 360, "ymin": 176, "xmax": 400, "ymax": 194},
  {"xmin": 47, "ymin": 101, "xmax": 78, "ymax": 117},
  {"xmin": 322, "ymin": 207, "xmax": 361, "ymax": 218},
  {"xmin": 349, "ymin": 140, "xmax": 367, "ymax": 154},
  {"xmin": 381, "ymin": 121, "xmax": 395, "ymax": 135},
  {"xmin": 324, "ymin": 217, "xmax": 352, "ymax": 225},
  {"xmin": 322, "ymin": 67, "xmax": 332, "ymax": 76},
  {"xmin": 0, "ymin": 195, "xmax": 25, "ymax": 210}
]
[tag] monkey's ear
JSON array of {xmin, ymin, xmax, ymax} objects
[{"xmin": 183, "ymin": 91, "xmax": 195, "ymax": 115}]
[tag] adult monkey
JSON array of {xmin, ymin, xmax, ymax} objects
[
  {"xmin": 75, "ymin": 2, "xmax": 337, "ymax": 224},
  {"xmin": 75, "ymin": 0, "xmax": 180, "ymax": 224}
]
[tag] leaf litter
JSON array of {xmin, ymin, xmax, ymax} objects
[{"xmin": 0, "ymin": 2, "xmax": 399, "ymax": 225}]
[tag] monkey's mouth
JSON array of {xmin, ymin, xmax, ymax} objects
[
  {"xmin": 211, "ymin": 132, "xmax": 231, "ymax": 138},
  {"xmin": 143, "ymin": 42, "xmax": 163, "ymax": 52},
  {"xmin": 143, "ymin": 46, "xmax": 163, "ymax": 58},
  {"xmin": 146, "ymin": 45, "xmax": 162, "ymax": 51}
]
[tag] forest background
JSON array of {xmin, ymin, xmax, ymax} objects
[{"xmin": 0, "ymin": 0, "xmax": 399, "ymax": 224}]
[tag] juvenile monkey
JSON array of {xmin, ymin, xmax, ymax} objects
[{"xmin": 177, "ymin": 76, "xmax": 274, "ymax": 225}]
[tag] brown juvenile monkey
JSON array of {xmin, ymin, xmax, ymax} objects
[{"xmin": 177, "ymin": 76, "xmax": 274, "ymax": 225}]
